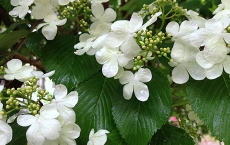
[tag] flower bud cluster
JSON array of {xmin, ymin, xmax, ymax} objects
[
  {"xmin": 134, "ymin": 30, "xmax": 171, "ymax": 70},
  {"xmin": 0, "ymin": 66, "xmax": 5, "ymax": 75},
  {"xmin": 57, "ymin": 0, "xmax": 91, "ymax": 19}
]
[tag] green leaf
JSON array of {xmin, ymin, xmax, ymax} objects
[
  {"xmin": 0, "ymin": 30, "xmax": 29, "ymax": 51},
  {"xmin": 25, "ymin": 32, "xmax": 44, "ymax": 58},
  {"xmin": 73, "ymin": 73, "xmax": 120, "ymax": 144},
  {"xmin": 0, "ymin": 0, "xmax": 13, "ymax": 12},
  {"xmin": 187, "ymin": 73, "xmax": 230, "ymax": 144},
  {"xmin": 112, "ymin": 67, "xmax": 172, "ymax": 145},
  {"xmin": 150, "ymin": 124, "xmax": 194, "ymax": 145},
  {"xmin": 106, "ymin": 129, "xmax": 127, "ymax": 145},
  {"xmin": 8, "ymin": 121, "xmax": 27, "ymax": 145},
  {"xmin": 41, "ymin": 35, "xmax": 101, "ymax": 91}
]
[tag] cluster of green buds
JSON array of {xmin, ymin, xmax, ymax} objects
[
  {"xmin": 139, "ymin": 0, "xmax": 186, "ymax": 20},
  {"xmin": 57, "ymin": 0, "xmax": 91, "ymax": 19},
  {"xmin": 1, "ymin": 77, "xmax": 53, "ymax": 116},
  {"xmin": 133, "ymin": 29, "xmax": 171, "ymax": 70},
  {"xmin": 0, "ymin": 66, "xmax": 5, "ymax": 75}
]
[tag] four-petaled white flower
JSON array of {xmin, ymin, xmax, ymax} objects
[
  {"xmin": 87, "ymin": 129, "xmax": 109, "ymax": 145},
  {"xmin": 90, "ymin": 3, "xmax": 116, "ymax": 32},
  {"xmin": 37, "ymin": 14, "xmax": 67, "ymax": 40},
  {"xmin": 43, "ymin": 121, "xmax": 81, "ymax": 145},
  {"xmin": 119, "ymin": 68, "xmax": 152, "ymax": 101},
  {"xmin": 17, "ymin": 113, "xmax": 61, "ymax": 145},
  {"xmin": 0, "ymin": 120, "xmax": 13, "ymax": 145},
  {"xmin": 40, "ymin": 84, "xmax": 78, "ymax": 125},
  {"xmin": 9, "ymin": 0, "xmax": 34, "ymax": 18},
  {"xmin": 105, "ymin": 12, "xmax": 162, "ymax": 57},
  {"xmin": 168, "ymin": 42, "xmax": 205, "ymax": 84},
  {"xmin": 95, "ymin": 46, "xmax": 133, "ymax": 78},
  {"xmin": 4, "ymin": 59, "xmax": 33, "ymax": 82},
  {"xmin": 190, "ymin": 19, "xmax": 230, "ymax": 66}
]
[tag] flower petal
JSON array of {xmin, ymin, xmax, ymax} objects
[
  {"xmin": 59, "ymin": 91, "xmax": 78, "ymax": 108},
  {"xmin": 223, "ymin": 55, "xmax": 230, "ymax": 74},
  {"xmin": 172, "ymin": 65, "xmax": 189, "ymax": 84},
  {"xmin": 6, "ymin": 59, "xmax": 22, "ymax": 73},
  {"xmin": 134, "ymin": 81, "xmax": 149, "ymax": 101},
  {"xmin": 119, "ymin": 71, "xmax": 134, "ymax": 84},
  {"xmin": 205, "ymin": 63, "xmax": 223, "ymax": 79},
  {"xmin": 123, "ymin": 82, "xmax": 134, "ymax": 100},
  {"xmin": 91, "ymin": 3, "xmax": 104, "ymax": 20},
  {"xmin": 196, "ymin": 51, "xmax": 214, "ymax": 68},
  {"xmin": 17, "ymin": 114, "xmax": 35, "ymax": 127},
  {"xmin": 129, "ymin": 13, "xmax": 143, "ymax": 32},
  {"xmin": 40, "ymin": 104, "xmax": 59, "ymax": 119},
  {"xmin": 186, "ymin": 62, "xmax": 206, "ymax": 80},
  {"xmin": 166, "ymin": 21, "xmax": 179, "ymax": 37},
  {"xmin": 136, "ymin": 68, "xmax": 152, "ymax": 82},
  {"xmin": 54, "ymin": 84, "xmax": 68, "ymax": 101},
  {"xmin": 42, "ymin": 24, "xmax": 57, "ymax": 40}
]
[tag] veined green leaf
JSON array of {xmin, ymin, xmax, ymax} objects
[
  {"xmin": 112, "ymin": 67, "xmax": 172, "ymax": 145},
  {"xmin": 187, "ymin": 73, "xmax": 230, "ymax": 144}
]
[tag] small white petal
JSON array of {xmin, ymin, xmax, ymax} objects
[
  {"xmin": 59, "ymin": 91, "xmax": 78, "ymax": 108},
  {"xmin": 134, "ymin": 81, "xmax": 149, "ymax": 101},
  {"xmin": 123, "ymin": 83, "xmax": 134, "ymax": 100},
  {"xmin": 129, "ymin": 13, "xmax": 143, "ymax": 32},
  {"xmin": 186, "ymin": 62, "xmax": 206, "ymax": 80},
  {"xmin": 119, "ymin": 71, "xmax": 134, "ymax": 84},
  {"xmin": 223, "ymin": 55, "xmax": 230, "ymax": 74},
  {"xmin": 205, "ymin": 63, "xmax": 223, "ymax": 79},
  {"xmin": 42, "ymin": 24, "xmax": 57, "ymax": 40},
  {"xmin": 54, "ymin": 84, "xmax": 68, "ymax": 101},
  {"xmin": 136, "ymin": 68, "xmax": 152, "ymax": 82},
  {"xmin": 172, "ymin": 65, "xmax": 189, "ymax": 84},
  {"xmin": 196, "ymin": 51, "xmax": 214, "ymax": 68},
  {"xmin": 17, "ymin": 114, "xmax": 35, "ymax": 127},
  {"xmin": 166, "ymin": 21, "xmax": 179, "ymax": 36},
  {"xmin": 40, "ymin": 104, "xmax": 59, "ymax": 119},
  {"xmin": 6, "ymin": 59, "xmax": 22, "ymax": 73}
]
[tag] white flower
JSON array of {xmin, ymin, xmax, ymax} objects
[
  {"xmin": 169, "ymin": 42, "xmax": 205, "ymax": 84},
  {"xmin": 0, "ymin": 120, "xmax": 13, "ymax": 145},
  {"xmin": 105, "ymin": 12, "xmax": 162, "ymax": 57},
  {"xmin": 31, "ymin": 0, "xmax": 58, "ymax": 20},
  {"xmin": 196, "ymin": 51, "xmax": 230, "ymax": 79},
  {"xmin": 213, "ymin": 0, "xmax": 230, "ymax": 14},
  {"xmin": 40, "ymin": 84, "xmax": 78, "ymax": 125},
  {"xmin": 95, "ymin": 46, "xmax": 133, "ymax": 78},
  {"xmin": 43, "ymin": 121, "xmax": 81, "ymax": 145},
  {"xmin": 4, "ymin": 59, "xmax": 33, "ymax": 82},
  {"xmin": 90, "ymin": 3, "xmax": 116, "ymax": 32},
  {"xmin": 17, "ymin": 113, "xmax": 61, "ymax": 145},
  {"xmin": 87, "ymin": 129, "xmax": 109, "ymax": 145},
  {"xmin": 166, "ymin": 20, "xmax": 198, "ymax": 43},
  {"xmin": 9, "ymin": 0, "xmax": 34, "ymax": 18},
  {"xmin": 190, "ymin": 19, "xmax": 230, "ymax": 65},
  {"xmin": 119, "ymin": 68, "xmax": 152, "ymax": 101},
  {"xmin": 186, "ymin": 10, "xmax": 205, "ymax": 28},
  {"xmin": 31, "ymin": 70, "xmax": 55, "ymax": 78},
  {"xmin": 37, "ymin": 14, "xmax": 67, "ymax": 40}
]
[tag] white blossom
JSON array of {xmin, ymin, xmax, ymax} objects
[
  {"xmin": 87, "ymin": 129, "xmax": 109, "ymax": 145},
  {"xmin": 43, "ymin": 122, "xmax": 81, "ymax": 145},
  {"xmin": 169, "ymin": 42, "xmax": 205, "ymax": 84},
  {"xmin": 37, "ymin": 14, "xmax": 67, "ymax": 40},
  {"xmin": 9, "ymin": 0, "xmax": 34, "ymax": 18},
  {"xmin": 186, "ymin": 10, "xmax": 205, "ymax": 28},
  {"xmin": 4, "ymin": 59, "xmax": 33, "ymax": 82},
  {"xmin": 95, "ymin": 46, "xmax": 133, "ymax": 78},
  {"xmin": 190, "ymin": 19, "xmax": 230, "ymax": 66},
  {"xmin": 58, "ymin": 0, "xmax": 74, "ymax": 5},
  {"xmin": 119, "ymin": 68, "xmax": 152, "ymax": 101},
  {"xmin": 90, "ymin": 3, "xmax": 116, "ymax": 32},
  {"xmin": 0, "ymin": 120, "xmax": 13, "ymax": 145},
  {"xmin": 105, "ymin": 12, "xmax": 162, "ymax": 57},
  {"xmin": 31, "ymin": 0, "xmax": 58, "ymax": 20},
  {"xmin": 40, "ymin": 84, "xmax": 78, "ymax": 125},
  {"xmin": 17, "ymin": 113, "xmax": 61, "ymax": 145}
]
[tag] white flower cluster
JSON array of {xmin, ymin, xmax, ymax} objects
[
  {"xmin": 74, "ymin": 1, "xmax": 161, "ymax": 101},
  {"xmin": 167, "ymin": 0, "xmax": 230, "ymax": 84},
  {"xmin": 9, "ymin": 0, "xmax": 67, "ymax": 40},
  {"xmin": 0, "ymin": 59, "xmax": 109, "ymax": 145}
]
